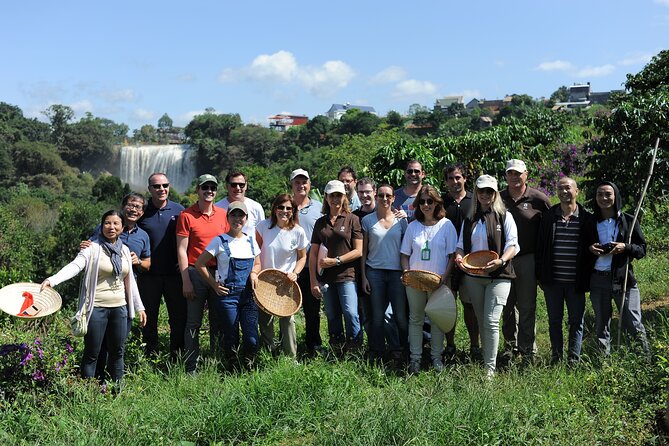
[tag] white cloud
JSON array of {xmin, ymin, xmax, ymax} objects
[
  {"xmin": 576, "ymin": 64, "xmax": 616, "ymax": 77},
  {"xmin": 448, "ymin": 89, "xmax": 482, "ymax": 101},
  {"xmin": 133, "ymin": 108, "xmax": 155, "ymax": 121},
  {"xmin": 100, "ymin": 88, "xmax": 136, "ymax": 103},
  {"xmin": 654, "ymin": 0, "xmax": 669, "ymax": 6},
  {"xmin": 536, "ymin": 60, "xmax": 574, "ymax": 71},
  {"xmin": 68, "ymin": 100, "xmax": 94, "ymax": 114},
  {"xmin": 392, "ymin": 79, "xmax": 438, "ymax": 99},
  {"xmin": 369, "ymin": 66, "xmax": 407, "ymax": 84},
  {"xmin": 618, "ymin": 53, "xmax": 653, "ymax": 66},
  {"xmin": 219, "ymin": 50, "xmax": 354, "ymax": 97}
]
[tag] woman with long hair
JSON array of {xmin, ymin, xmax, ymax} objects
[
  {"xmin": 400, "ymin": 185, "xmax": 458, "ymax": 373},
  {"xmin": 361, "ymin": 184, "xmax": 409, "ymax": 362},
  {"xmin": 309, "ymin": 180, "xmax": 363, "ymax": 351},
  {"xmin": 454, "ymin": 175, "xmax": 519, "ymax": 379},
  {"xmin": 256, "ymin": 194, "xmax": 309, "ymax": 357},
  {"xmin": 41, "ymin": 210, "xmax": 147, "ymax": 385}
]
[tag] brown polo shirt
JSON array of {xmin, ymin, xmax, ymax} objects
[
  {"xmin": 311, "ymin": 212, "xmax": 362, "ymax": 283},
  {"xmin": 500, "ymin": 186, "xmax": 550, "ymax": 256}
]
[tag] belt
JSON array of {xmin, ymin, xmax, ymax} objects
[
  {"xmin": 593, "ymin": 270, "xmax": 611, "ymax": 276},
  {"xmin": 225, "ymin": 284, "xmax": 247, "ymax": 291}
]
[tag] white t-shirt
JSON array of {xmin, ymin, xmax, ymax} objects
[
  {"xmin": 215, "ymin": 197, "xmax": 265, "ymax": 238},
  {"xmin": 456, "ymin": 211, "xmax": 519, "ymax": 255},
  {"xmin": 400, "ymin": 218, "xmax": 457, "ymax": 274},
  {"xmin": 204, "ymin": 233, "xmax": 261, "ymax": 283},
  {"xmin": 255, "ymin": 219, "xmax": 309, "ymax": 272}
]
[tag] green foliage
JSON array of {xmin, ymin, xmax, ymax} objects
[
  {"xmin": 242, "ymin": 164, "xmax": 289, "ymax": 212},
  {"xmin": 91, "ymin": 175, "xmax": 129, "ymax": 205},
  {"xmin": 60, "ymin": 113, "xmax": 115, "ymax": 172},
  {"xmin": 132, "ymin": 124, "xmax": 158, "ymax": 144},
  {"xmin": 550, "ymin": 85, "xmax": 569, "ymax": 103},
  {"xmin": 42, "ymin": 104, "xmax": 74, "ymax": 147},
  {"xmin": 370, "ymin": 138, "xmax": 439, "ymax": 188},
  {"xmin": 337, "ymin": 109, "xmax": 382, "ymax": 136},
  {"xmin": 229, "ymin": 124, "xmax": 282, "ymax": 168},
  {"xmin": 157, "ymin": 113, "xmax": 173, "ymax": 129},
  {"xmin": 185, "ymin": 111, "xmax": 242, "ymax": 171}
]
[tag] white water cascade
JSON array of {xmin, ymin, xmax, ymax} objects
[{"xmin": 119, "ymin": 144, "xmax": 197, "ymax": 194}]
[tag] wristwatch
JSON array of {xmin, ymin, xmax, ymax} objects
[{"xmin": 335, "ymin": 256, "xmax": 342, "ymax": 266}]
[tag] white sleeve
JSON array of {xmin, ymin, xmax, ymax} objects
[
  {"xmin": 503, "ymin": 211, "xmax": 520, "ymax": 255},
  {"xmin": 47, "ymin": 248, "xmax": 90, "ymax": 287},
  {"xmin": 456, "ymin": 222, "xmax": 465, "ymax": 251},
  {"xmin": 400, "ymin": 223, "xmax": 415, "ymax": 255}
]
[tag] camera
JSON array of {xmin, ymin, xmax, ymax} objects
[{"xmin": 600, "ymin": 242, "xmax": 616, "ymax": 254}]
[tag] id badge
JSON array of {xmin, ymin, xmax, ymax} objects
[{"xmin": 421, "ymin": 247, "xmax": 431, "ymax": 261}]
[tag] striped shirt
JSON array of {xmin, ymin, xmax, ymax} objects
[{"xmin": 552, "ymin": 208, "xmax": 581, "ymax": 283}]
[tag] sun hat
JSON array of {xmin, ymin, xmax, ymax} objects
[
  {"xmin": 425, "ymin": 285, "xmax": 457, "ymax": 333},
  {"xmin": 461, "ymin": 250, "xmax": 499, "ymax": 275},
  {"xmin": 0, "ymin": 282, "xmax": 62, "ymax": 319},
  {"xmin": 197, "ymin": 174, "xmax": 218, "ymax": 186},
  {"xmin": 324, "ymin": 180, "xmax": 346, "ymax": 195},
  {"xmin": 254, "ymin": 269, "xmax": 303, "ymax": 317},
  {"xmin": 290, "ymin": 168, "xmax": 310, "ymax": 181},
  {"xmin": 475, "ymin": 175, "xmax": 498, "ymax": 191},
  {"xmin": 228, "ymin": 201, "xmax": 248, "ymax": 215},
  {"xmin": 505, "ymin": 159, "xmax": 527, "ymax": 173},
  {"xmin": 402, "ymin": 270, "xmax": 442, "ymax": 292}
]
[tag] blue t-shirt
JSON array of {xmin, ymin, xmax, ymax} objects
[{"xmin": 138, "ymin": 199, "xmax": 184, "ymax": 275}]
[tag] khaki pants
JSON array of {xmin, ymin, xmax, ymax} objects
[{"xmin": 259, "ymin": 310, "xmax": 297, "ymax": 357}]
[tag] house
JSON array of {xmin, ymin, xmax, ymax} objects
[
  {"xmin": 326, "ymin": 103, "xmax": 377, "ymax": 121},
  {"xmin": 554, "ymin": 83, "xmax": 621, "ymax": 109},
  {"xmin": 268, "ymin": 114, "xmax": 309, "ymax": 132},
  {"xmin": 465, "ymin": 98, "xmax": 481, "ymax": 112},
  {"xmin": 434, "ymin": 96, "xmax": 464, "ymax": 113}
]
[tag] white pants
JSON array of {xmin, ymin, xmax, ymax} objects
[
  {"xmin": 461, "ymin": 276, "xmax": 511, "ymax": 372},
  {"xmin": 406, "ymin": 286, "xmax": 444, "ymax": 362}
]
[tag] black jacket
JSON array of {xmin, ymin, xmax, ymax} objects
[{"xmin": 535, "ymin": 203, "xmax": 595, "ymax": 292}]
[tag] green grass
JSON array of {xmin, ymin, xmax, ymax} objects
[{"xmin": 1, "ymin": 251, "xmax": 669, "ymax": 445}]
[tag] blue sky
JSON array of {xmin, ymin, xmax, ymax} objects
[{"xmin": 3, "ymin": 0, "xmax": 667, "ymax": 131}]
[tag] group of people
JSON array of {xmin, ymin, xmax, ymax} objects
[{"xmin": 39, "ymin": 158, "xmax": 650, "ymax": 383}]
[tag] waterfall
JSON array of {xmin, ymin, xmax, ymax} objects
[{"xmin": 119, "ymin": 144, "xmax": 197, "ymax": 194}]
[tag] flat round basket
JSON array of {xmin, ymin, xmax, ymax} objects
[
  {"xmin": 402, "ymin": 269, "xmax": 442, "ymax": 292},
  {"xmin": 461, "ymin": 250, "xmax": 498, "ymax": 275},
  {"xmin": 254, "ymin": 269, "xmax": 302, "ymax": 317},
  {"xmin": 0, "ymin": 282, "xmax": 62, "ymax": 319}
]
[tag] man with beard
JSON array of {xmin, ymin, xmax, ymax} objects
[
  {"xmin": 215, "ymin": 169, "xmax": 265, "ymax": 239},
  {"xmin": 394, "ymin": 160, "xmax": 425, "ymax": 221}
]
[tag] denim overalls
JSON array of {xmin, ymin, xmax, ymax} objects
[{"xmin": 214, "ymin": 235, "xmax": 259, "ymax": 355}]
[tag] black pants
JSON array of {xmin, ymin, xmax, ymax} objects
[
  {"xmin": 298, "ymin": 269, "xmax": 323, "ymax": 350},
  {"xmin": 138, "ymin": 273, "xmax": 187, "ymax": 356}
]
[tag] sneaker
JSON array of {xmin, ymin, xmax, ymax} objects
[
  {"xmin": 408, "ymin": 360, "xmax": 421, "ymax": 374},
  {"xmin": 432, "ymin": 358, "xmax": 444, "ymax": 372},
  {"xmin": 485, "ymin": 368, "xmax": 495, "ymax": 381}
]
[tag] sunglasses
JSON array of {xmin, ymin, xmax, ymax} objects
[
  {"xmin": 276, "ymin": 205, "xmax": 293, "ymax": 211},
  {"xmin": 406, "ymin": 169, "xmax": 422, "ymax": 174},
  {"xmin": 419, "ymin": 198, "xmax": 434, "ymax": 205},
  {"xmin": 477, "ymin": 188, "xmax": 495, "ymax": 195},
  {"xmin": 200, "ymin": 185, "xmax": 217, "ymax": 191},
  {"xmin": 229, "ymin": 182, "xmax": 246, "ymax": 189},
  {"xmin": 150, "ymin": 183, "xmax": 170, "ymax": 190}
]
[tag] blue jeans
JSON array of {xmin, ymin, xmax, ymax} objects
[
  {"xmin": 590, "ymin": 272, "xmax": 649, "ymax": 354},
  {"xmin": 322, "ymin": 281, "xmax": 361, "ymax": 345},
  {"xmin": 82, "ymin": 305, "xmax": 128, "ymax": 382},
  {"xmin": 366, "ymin": 267, "xmax": 408, "ymax": 355},
  {"xmin": 543, "ymin": 283, "xmax": 585, "ymax": 361},
  {"xmin": 213, "ymin": 287, "xmax": 259, "ymax": 355}
]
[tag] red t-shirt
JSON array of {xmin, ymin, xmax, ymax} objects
[{"xmin": 176, "ymin": 204, "xmax": 230, "ymax": 267}]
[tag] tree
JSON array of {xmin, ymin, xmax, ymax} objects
[
  {"xmin": 133, "ymin": 124, "xmax": 158, "ymax": 144},
  {"xmin": 407, "ymin": 103, "xmax": 429, "ymax": 116},
  {"xmin": 158, "ymin": 113, "xmax": 173, "ymax": 129},
  {"xmin": 42, "ymin": 104, "xmax": 74, "ymax": 147},
  {"xmin": 228, "ymin": 124, "xmax": 281, "ymax": 167},
  {"xmin": 184, "ymin": 112, "xmax": 242, "ymax": 171},
  {"xmin": 337, "ymin": 109, "xmax": 382, "ymax": 136},
  {"xmin": 60, "ymin": 115, "xmax": 114, "ymax": 171},
  {"xmin": 385, "ymin": 110, "xmax": 405, "ymax": 129},
  {"xmin": 550, "ymin": 86, "xmax": 569, "ymax": 103}
]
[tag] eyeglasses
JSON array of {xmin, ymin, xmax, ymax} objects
[
  {"xmin": 419, "ymin": 198, "xmax": 434, "ymax": 205},
  {"xmin": 229, "ymin": 182, "xmax": 246, "ymax": 189},
  {"xmin": 276, "ymin": 205, "xmax": 293, "ymax": 211},
  {"xmin": 200, "ymin": 185, "xmax": 217, "ymax": 191},
  {"xmin": 150, "ymin": 183, "xmax": 170, "ymax": 190},
  {"xmin": 477, "ymin": 188, "xmax": 495, "ymax": 195},
  {"xmin": 358, "ymin": 189, "xmax": 374, "ymax": 195},
  {"xmin": 124, "ymin": 203, "xmax": 144, "ymax": 210},
  {"xmin": 406, "ymin": 169, "xmax": 422, "ymax": 174},
  {"xmin": 376, "ymin": 194, "xmax": 393, "ymax": 199}
]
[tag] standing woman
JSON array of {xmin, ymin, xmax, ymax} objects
[
  {"xmin": 309, "ymin": 180, "xmax": 363, "ymax": 351},
  {"xmin": 400, "ymin": 185, "xmax": 458, "ymax": 373},
  {"xmin": 454, "ymin": 175, "xmax": 518, "ymax": 379},
  {"xmin": 361, "ymin": 184, "xmax": 409, "ymax": 361},
  {"xmin": 195, "ymin": 202, "xmax": 261, "ymax": 358},
  {"xmin": 41, "ymin": 210, "xmax": 147, "ymax": 384},
  {"xmin": 256, "ymin": 194, "xmax": 309, "ymax": 357}
]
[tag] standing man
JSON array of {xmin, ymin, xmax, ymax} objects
[
  {"xmin": 394, "ymin": 160, "xmax": 425, "ymax": 221},
  {"xmin": 215, "ymin": 169, "xmax": 265, "ymax": 237},
  {"xmin": 536, "ymin": 177, "xmax": 594, "ymax": 364},
  {"xmin": 137, "ymin": 173, "xmax": 186, "ymax": 359},
  {"xmin": 338, "ymin": 166, "xmax": 361, "ymax": 212},
  {"xmin": 177, "ymin": 174, "xmax": 229, "ymax": 373},
  {"xmin": 290, "ymin": 169, "xmax": 325, "ymax": 356},
  {"xmin": 353, "ymin": 178, "xmax": 377, "ymax": 347},
  {"xmin": 442, "ymin": 163, "xmax": 480, "ymax": 361},
  {"xmin": 500, "ymin": 159, "xmax": 550, "ymax": 363}
]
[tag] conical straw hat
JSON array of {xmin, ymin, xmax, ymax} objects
[
  {"xmin": 425, "ymin": 285, "xmax": 457, "ymax": 332},
  {"xmin": 0, "ymin": 282, "xmax": 62, "ymax": 319}
]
